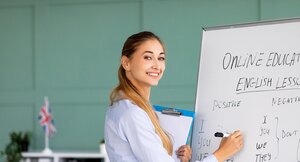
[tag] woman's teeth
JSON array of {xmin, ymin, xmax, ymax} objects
[{"xmin": 147, "ymin": 72, "xmax": 159, "ymax": 76}]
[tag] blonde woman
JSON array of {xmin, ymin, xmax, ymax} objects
[{"xmin": 104, "ymin": 31, "xmax": 243, "ymax": 162}]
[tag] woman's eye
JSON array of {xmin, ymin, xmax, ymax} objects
[
  {"xmin": 144, "ymin": 56, "xmax": 152, "ymax": 60},
  {"xmin": 158, "ymin": 57, "xmax": 165, "ymax": 61}
]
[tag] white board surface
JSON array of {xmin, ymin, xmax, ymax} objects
[{"xmin": 191, "ymin": 18, "xmax": 300, "ymax": 162}]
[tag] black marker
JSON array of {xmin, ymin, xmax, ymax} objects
[{"xmin": 214, "ymin": 132, "xmax": 230, "ymax": 138}]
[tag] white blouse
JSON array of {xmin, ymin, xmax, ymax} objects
[{"xmin": 104, "ymin": 99, "xmax": 218, "ymax": 162}]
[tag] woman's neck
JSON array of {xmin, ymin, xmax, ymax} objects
[
  {"xmin": 134, "ymin": 86, "xmax": 150, "ymax": 101},
  {"xmin": 126, "ymin": 75, "xmax": 151, "ymax": 100}
]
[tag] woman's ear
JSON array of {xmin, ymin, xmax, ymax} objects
[{"xmin": 121, "ymin": 56, "xmax": 130, "ymax": 71}]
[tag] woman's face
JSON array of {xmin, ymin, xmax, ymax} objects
[{"xmin": 122, "ymin": 39, "xmax": 166, "ymax": 91}]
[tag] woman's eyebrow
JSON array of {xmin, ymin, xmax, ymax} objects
[
  {"xmin": 143, "ymin": 51, "xmax": 165, "ymax": 55},
  {"xmin": 143, "ymin": 50, "xmax": 154, "ymax": 54}
]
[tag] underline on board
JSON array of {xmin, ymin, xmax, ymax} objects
[{"xmin": 236, "ymin": 87, "xmax": 300, "ymax": 94}]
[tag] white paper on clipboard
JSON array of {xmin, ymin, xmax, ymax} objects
[{"xmin": 154, "ymin": 105, "xmax": 195, "ymax": 162}]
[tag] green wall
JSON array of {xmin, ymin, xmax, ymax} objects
[{"xmin": 1, "ymin": 0, "xmax": 300, "ymax": 153}]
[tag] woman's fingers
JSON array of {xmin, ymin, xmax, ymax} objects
[
  {"xmin": 215, "ymin": 130, "xmax": 244, "ymax": 161},
  {"xmin": 176, "ymin": 145, "xmax": 192, "ymax": 162},
  {"xmin": 231, "ymin": 131, "xmax": 244, "ymax": 149}
]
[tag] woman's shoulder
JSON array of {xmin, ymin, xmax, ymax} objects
[
  {"xmin": 106, "ymin": 99, "xmax": 155, "ymax": 135},
  {"xmin": 109, "ymin": 99, "xmax": 148, "ymax": 118},
  {"xmin": 110, "ymin": 99, "xmax": 138, "ymax": 110}
]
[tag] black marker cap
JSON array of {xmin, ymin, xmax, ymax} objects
[{"xmin": 214, "ymin": 132, "xmax": 224, "ymax": 137}]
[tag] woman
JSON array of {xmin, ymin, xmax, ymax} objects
[{"xmin": 104, "ymin": 31, "xmax": 243, "ymax": 162}]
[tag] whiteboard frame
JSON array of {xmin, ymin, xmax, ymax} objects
[
  {"xmin": 203, "ymin": 17, "xmax": 300, "ymax": 31},
  {"xmin": 191, "ymin": 17, "xmax": 300, "ymax": 161}
]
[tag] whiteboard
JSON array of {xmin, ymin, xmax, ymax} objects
[{"xmin": 191, "ymin": 18, "xmax": 300, "ymax": 162}]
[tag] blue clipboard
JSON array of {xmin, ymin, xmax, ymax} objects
[{"xmin": 154, "ymin": 105, "xmax": 195, "ymax": 162}]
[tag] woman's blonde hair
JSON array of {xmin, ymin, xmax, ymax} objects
[{"xmin": 110, "ymin": 31, "xmax": 173, "ymax": 155}]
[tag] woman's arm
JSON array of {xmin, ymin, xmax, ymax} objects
[
  {"xmin": 177, "ymin": 131, "xmax": 243, "ymax": 162},
  {"xmin": 120, "ymin": 107, "xmax": 175, "ymax": 162}
]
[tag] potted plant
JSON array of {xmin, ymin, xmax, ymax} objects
[{"xmin": 0, "ymin": 131, "xmax": 31, "ymax": 162}]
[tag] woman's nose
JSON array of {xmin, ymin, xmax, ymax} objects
[{"xmin": 152, "ymin": 59, "xmax": 161, "ymax": 69}]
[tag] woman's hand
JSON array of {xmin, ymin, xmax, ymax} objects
[
  {"xmin": 213, "ymin": 130, "xmax": 244, "ymax": 162},
  {"xmin": 176, "ymin": 145, "xmax": 192, "ymax": 162}
]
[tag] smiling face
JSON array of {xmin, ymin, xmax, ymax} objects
[{"xmin": 122, "ymin": 39, "xmax": 166, "ymax": 93}]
